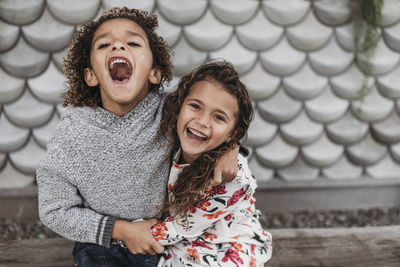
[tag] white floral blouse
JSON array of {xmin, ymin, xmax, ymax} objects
[{"xmin": 151, "ymin": 150, "xmax": 272, "ymax": 267}]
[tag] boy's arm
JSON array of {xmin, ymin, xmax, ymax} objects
[{"xmin": 212, "ymin": 144, "xmax": 240, "ymax": 186}]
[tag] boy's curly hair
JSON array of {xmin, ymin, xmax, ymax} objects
[
  {"xmin": 160, "ymin": 61, "xmax": 254, "ymax": 218},
  {"xmin": 62, "ymin": 7, "xmax": 173, "ymax": 107}
]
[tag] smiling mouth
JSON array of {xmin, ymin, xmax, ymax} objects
[
  {"xmin": 108, "ymin": 56, "xmax": 132, "ymax": 82},
  {"xmin": 187, "ymin": 128, "xmax": 208, "ymax": 142}
]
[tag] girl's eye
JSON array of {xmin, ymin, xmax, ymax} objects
[
  {"xmin": 189, "ymin": 103, "xmax": 200, "ymax": 110},
  {"xmin": 128, "ymin": 42, "xmax": 141, "ymax": 47},
  {"xmin": 98, "ymin": 43, "xmax": 110, "ymax": 49},
  {"xmin": 215, "ymin": 114, "xmax": 226, "ymax": 122}
]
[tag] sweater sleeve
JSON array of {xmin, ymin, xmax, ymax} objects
[
  {"xmin": 151, "ymin": 155, "xmax": 254, "ymax": 246},
  {"xmin": 36, "ymin": 138, "xmax": 115, "ymax": 248}
]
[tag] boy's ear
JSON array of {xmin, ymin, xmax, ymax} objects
[
  {"xmin": 148, "ymin": 68, "xmax": 162, "ymax": 85},
  {"xmin": 84, "ymin": 68, "xmax": 99, "ymax": 87}
]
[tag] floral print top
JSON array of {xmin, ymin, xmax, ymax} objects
[{"xmin": 151, "ymin": 150, "xmax": 272, "ymax": 267}]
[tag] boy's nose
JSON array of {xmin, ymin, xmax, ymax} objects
[{"xmin": 112, "ymin": 41, "xmax": 126, "ymax": 51}]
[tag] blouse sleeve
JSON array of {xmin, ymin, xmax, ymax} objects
[{"xmin": 151, "ymin": 155, "xmax": 254, "ymax": 246}]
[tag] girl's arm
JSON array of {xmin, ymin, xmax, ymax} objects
[{"xmin": 151, "ymin": 155, "xmax": 253, "ymax": 246}]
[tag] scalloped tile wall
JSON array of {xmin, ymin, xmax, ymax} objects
[{"xmin": 1, "ymin": 0, "xmax": 400, "ymax": 189}]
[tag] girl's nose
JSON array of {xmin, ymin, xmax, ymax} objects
[{"xmin": 197, "ymin": 113, "xmax": 210, "ymax": 127}]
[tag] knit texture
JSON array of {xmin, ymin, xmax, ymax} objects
[{"xmin": 36, "ymin": 91, "xmax": 171, "ymax": 247}]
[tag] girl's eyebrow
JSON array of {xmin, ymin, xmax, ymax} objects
[
  {"xmin": 93, "ymin": 31, "xmax": 146, "ymax": 44},
  {"xmin": 187, "ymin": 98, "xmax": 231, "ymax": 120}
]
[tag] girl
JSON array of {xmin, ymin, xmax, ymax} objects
[{"xmin": 151, "ymin": 61, "xmax": 272, "ymax": 266}]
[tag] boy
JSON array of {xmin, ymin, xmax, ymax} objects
[{"xmin": 37, "ymin": 7, "xmax": 237, "ymax": 266}]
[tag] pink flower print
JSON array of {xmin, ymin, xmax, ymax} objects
[
  {"xmin": 213, "ymin": 185, "xmax": 227, "ymax": 195},
  {"xmin": 221, "ymin": 248, "xmax": 243, "ymax": 267},
  {"xmin": 192, "ymin": 240, "xmax": 213, "ymax": 250},
  {"xmin": 226, "ymin": 188, "xmax": 246, "ymax": 207}
]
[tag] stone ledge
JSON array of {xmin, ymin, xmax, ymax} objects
[{"xmin": 0, "ymin": 226, "xmax": 399, "ymax": 266}]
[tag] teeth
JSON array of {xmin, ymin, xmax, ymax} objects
[
  {"xmin": 189, "ymin": 128, "xmax": 207, "ymax": 138},
  {"xmin": 109, "ymin": 58, "xmax": 130, "ymax": 69}
]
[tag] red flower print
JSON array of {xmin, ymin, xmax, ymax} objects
[
  {"xmin": 250, "ymin": 244, "xmax": 256, "ymax": 255},
  {"xmin": 229, "ymin": 242, "xmax": 244, "ymax": 253},
  {"xmin": 213, "ymin": 185, "xmax": 227, "ymax": 195},
  {"xmin": 224, "ymin": 214, "xmax": 232, "ymax": 221},
  {"xmin": 250, "ymin": 196, "xmax": 256, "ymax": 205},
  {"xmin": 226, "ymin": 188, "xmax": 246, "ymax": 207},
  {"xmin": 250, "ymin": 256, "xmax": 257, "ymax": 267},
  {"xmin": 151, "ymin": 222, "xmax": 168, "ymax": 241},
  {"xmin": 221, "ymin": 248, "xmax": 243, "ymax": 267},
  {"xmin": 187, "ymin": 248, "xmax": 199, "ymax": 260},
  {"xmin": 204, "ymin": 233, "xmax": 217, "ymax": 241},
  {"xmin": 244, "ymin": 193, "xmax": 251, "ymax": 200},
  {"xmin": 166, "ymin": 253, "xmax": 172, "ymax": 260},
  {"xmin": 192, "ymin": 240, "xmax": 212, "ymax": 250},
  {"xmin": 247, "ymin": 207, "xmax": 254, "ymax": 214},
  {"xmin": 203, "ymin": 210, "xmax": 226, "ymax": 220},
  {"xmin": 197, "ymin": 199, "xmax": 211, "ymax": 211}
]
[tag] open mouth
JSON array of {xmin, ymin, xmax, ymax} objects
[
  {"xmin": 187, "ymin": 128, "xmax": 208, "ymax": 142},
  {"xmin": 108, "ymin": 56, "xmax": 132, "ymax": 83}
]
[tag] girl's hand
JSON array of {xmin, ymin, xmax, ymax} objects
[
  {"xmin": 112, "ymin": 219, "xmax": 163, "ymax": 255},
  {"xmin": 211, "ymin": 144, "xmax": 239, "ymax": 186}
]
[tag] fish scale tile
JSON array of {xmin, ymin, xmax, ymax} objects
[{"xmin": 2, "ymin": 1, "xmax": 400, "ymax": 188}]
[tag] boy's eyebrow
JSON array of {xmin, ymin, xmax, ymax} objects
[
  {"xmin": 187, "ymin": 98, "xmax": 232, "ymax": 120},
  {"xmin": 93, "ymin": 31, "xmax": 146, "ymax": 45}
]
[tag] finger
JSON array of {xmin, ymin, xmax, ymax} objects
[
  {"xmin": 153, "ymin": 243, "xmax": 164, "ymax": 254},
  {"xmin": 211, "ymin": 169, "xmax": 222, "ymax": 186}
]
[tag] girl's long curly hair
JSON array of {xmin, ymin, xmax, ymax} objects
[
  {"xmin": 160, "ymin": 61, "xmax": 254, "ymax": 218},
  {"xmin": 62, "ymin": 7, "xmax": 173, "ymax": 107}
]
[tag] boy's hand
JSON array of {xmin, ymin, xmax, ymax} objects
[
  {"xmin": 112, "ymin": 219, "xmax": 163, "ymax": 255},
  {"xmin": 211, "ymin": 144, "xmax": 239, "ymax": 186}
]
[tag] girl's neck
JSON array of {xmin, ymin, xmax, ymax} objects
[{"xmin": 179, "ymin": 150, "xmax": 198, "ymax": 164}]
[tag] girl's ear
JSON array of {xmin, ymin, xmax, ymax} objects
[
  {"xmin": 149, "ymin": 68, "xmax": 162, "ymax": 85},
  {"xmin": 84, "ymin": 68, "xmax": 99, "ymax": 87}
]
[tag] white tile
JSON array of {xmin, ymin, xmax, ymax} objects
[
  {"xmin": 305, "ymin": 86, "xmax": 349, "ymax": 123},
  {"xmin": 241, "ymin": 61, "xmax": 280, "ymax": 100},
  {"xmin": 22, "ymin": 9, "xmax": 75, "ymax": 52},
  {"xmin": 248, "ymin": 156, "xmax": 274, "ymax": 182},
  {"xmin": 377, "ymin": 63, "xmax": 400, "ymax": 98},
  {"xmin": 172, "ymin": 37, "xmax": 207, "ymax": 77},
  {"xmin": 287, "ymin": 11, "xmax": 333, "ymax": 51},
  {"xmin": 47, "ymin": 0, "xmax": 100, "ymax": 24},
  {"xmin": 0, "ymin": 113, "xmax": 30, "ymax": 152},
  {"xmin": 357, "ymin": 39, "xmax": 400, "ymax": 75},
  {"xmin": 255, "ymin": 134, "xmax": 298, "ymax": 168},
  {"xmin": 154, "ymin": 10, "xmax": 181, "ymax": 47},
  {"xmin": 163, "ymin": 75, "xmax": 180, "ymax": 94},
  {"xmin": 335, "ymin": 22, "xmax": 380, "ymax": 52},
  {"xmin": 3, "ymin": 90, "xmax": 53, "ymax": 128},
  {"xmin": 0, "ymin": 161, "xmax": 34, "ymax": 189},
  {"xmin": 0, "ymin": 38, "xmax": 49, "ymax": 78},
  {"xmin": 351, "ymin": 86, "xmax": 394, "ymax": 122},
  {"xmin": 367, "ymin": 154, "xmax": 400, "ymax": 179},
  {"xmin": 51, "ymin": 47, "xmax": 68, "ymax": 72},
  {"xmin": 236, "ymin": 9, "xmax": 283, "ymax": 51},
  {"xmin": 322, "ymin": 155, "xmax": 362, "ymax": 180},
  {"xmin": 0, "ymin": 68, "xmax": 25, "ymax": 103},
  {"xmin": 184, "ymin": 10, "xmax": 233, "ymax": 51},
  {"xmin": 309, "ymin": 37, "xmax": 353, "ymax": 76},
  {"xmin": 211, "ymin": 0, "xmax": 258, "ymax": 25},
  {"xmin": 347, "ymin": 132, "xmax": 387, "ymax": 165},
  {"xmin": 56, "ymin": 103, "xmax": 66, "ymax": 117},
  {"xmin": 158, "ymin": 0, "xmax": 207, "ymax": 25},
  {"xmin": 9, "ymin": 138, "xmax": 47, "ymax": 174},
  {"xmin": 210, "ymin": 36, "xmax": 257, "ymax": 74},
  {"xmin": 390, "ymin": 143, "xmax": 400, "ymax": 163},
  {"xmin": 326, "ymin": 111, "xmax": 368, "ymax": 145},
  {"xmin": 102, "ymin": 0, "xmax": 155, "ymax": 13},
  {"xmin": 0, "ymin": 153, "xmax": 5, "ymax": 168},
  {"xmin": 262, "ymin": 0, "xmax": 310, "ymax": 26},
  {"xmin": 383, "ymin": 22, "xmax": 400, "ymax": 51},
  {"xmin": 313, "ymin": 0, "xmax": 351, "ymax": 26},
  {"xmin": 33, "ymin": 114, "xmax": 60, "ymax": 147},
  {"xmin": 28, "ymin": 62, "xmax": 66, "ymax": 103},
  {"xmin": 246, "ymin": 110, "xmax": 277, "ymax": 147},
  {"xmin": 283, "ymin": 63, "xmax": 328, "ymax": 100},
  {"xmin": 331, "ymin": 64, "xmax": 374, "ymax": 99},
  {"xmin": 257, "ymin": 88, "xmax": 302, "ymax": 123},
  {"xmin": 260, "ymin": 36, "xmax": 306, "ymax": 76},
  {"xmin": 281, "ymin": 111, "xmax": 323, "ymax": 145},
  {"xmin": 278, "ymin": 156, "xmax": 319, "ymax": 181},
  {"xmin": 302, "ymin": 133, "xmax": 344, "ymax": 167},
  {"xmin": 371, "ymin": 110, "xmax": 400, "ymax": 143},
  {"xmin": 0, "ymin": 0, "xmax": 44, "ymax": 24},
  {"xmin": 0, "ymin": 20, "xmax": 19, "ymax": 52},
  {"xmin": 380, "ymin": 0, "xmax": 400, "ymax": 26}
]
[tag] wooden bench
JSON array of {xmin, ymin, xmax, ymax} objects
[{"xmin": 1, "ymin": 226, "xmax": 399, "ymax": 266}]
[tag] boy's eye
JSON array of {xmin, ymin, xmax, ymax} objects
[
  {"xmin": 128, "ymin": 42, "xmax": 141, "ymax": 47},
  {"xmin": 98, "ymin": 43, "xmax": 110, "ymax": 49}
]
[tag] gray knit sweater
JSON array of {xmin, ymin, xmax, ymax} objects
[{"xmin": 36, "ymin": 91, "xmax": 171, "ymax": 247}]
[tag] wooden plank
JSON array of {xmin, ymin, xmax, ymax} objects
[
  {"xmin": 268, "ymin": 226, "xmax": 400, "ymax": 267},
  {"xmin": 0, "ymin": 226, "xmax": 399, "ymax": 266}
]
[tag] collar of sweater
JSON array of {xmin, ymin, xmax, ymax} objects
[{"xmin": 64, "ymin": 91, "xmax": 163, "ymax": 129}]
